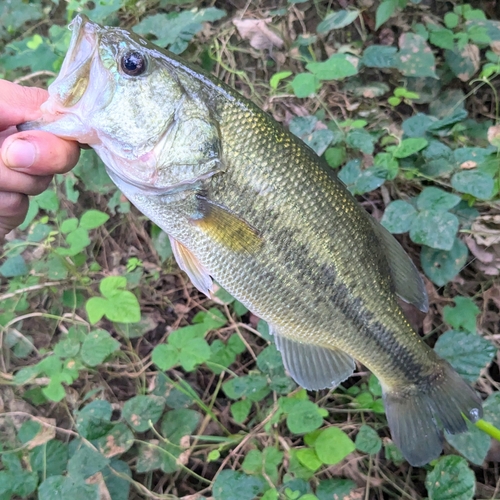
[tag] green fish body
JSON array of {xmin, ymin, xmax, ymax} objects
[{"xmin": 21, "ymin": 14, "xmax": 482, "ymax": 466}]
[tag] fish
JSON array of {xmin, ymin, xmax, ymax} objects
[{"xmin": 20, "ymin": 14, "xmax": 483, "ymax": 466}]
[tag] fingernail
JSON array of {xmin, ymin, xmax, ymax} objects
[{"xmin": 3, "ymin": 139, "xmax": 36, "ymax": 169}]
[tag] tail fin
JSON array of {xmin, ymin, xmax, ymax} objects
[{"xmin": 383, "ymin": 361, "xmax": 482, "ymax": 467}]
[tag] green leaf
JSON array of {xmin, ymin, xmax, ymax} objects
[
  {"xmin": 410, "ymin": 211, "xmax": 459, "ymax": 250},
  {"xmin": 67, "ymin": 443, "xmax": 110, "ymax": 479},
  {"xmin": 285, "ymin": 400, "xmax": 324, "ymax": 434},
  {"xmin": 295, "ymin": 448, "xmax": 322, "ymax": 471},
  {"xmin": 434, "ymin": 330, "xmax": 495, "ymax": 383},
  {"xmin": 152, "ymin": 344, "xmax": 180, "ymax": 371},
  {"xmin": 451, "ymin": 170, "xmax": 496, "ymax": 200},
  {"xmin": 161, "ymin": 408, "xmax": 201, "ymax": 443},
  {"xmin": 79, "ymin": 210, "xmax": 109, "ymax": 230},
  {"xmin": 150, "ymin": 226, "xmax": 172, "ymax": 262},
  {"xmin": 102, "ymin": 459, "xmax": 131, "ymax": 500},
  {"xmin": 0, "ymin": 255, "xmax": 28, "ymax": 277},
  {"xmin": 80, "ymin": 329, "xmax": 120, "ymax": 367},
  {"xmin": 35, "ymin": 189, "xmax": 60, "ymax": 212},
  {"xmin": 97, "ymin": 423, "xmax": 135, "ymax": 458},
  {"xmin": 75, "ymin": 400, "xmax": 113, "ymax": 439},
  {"xmin": 346, "ymin": 128, "xmax": 375, "ymax": 154},
  {"xmin": 133, "ymin": 8, "xmax": 226, "ymax": 54},
  {"xmin": 30, "ymin": 440, "xmax": 68, "ymax": 477},
  {"xmin": 85, "ymin": 297, "xmax": 108, "ymax": 324},
  {"xmin": 428, "ymin": 26, "xmax": 455, "ymax": 50},
  {"xmin": 420, "ymin": 238, "xmax": 468, "ymax": 286},
  {"xmin": 100, "ymin": 276, "xmax": 127, "ymax": 297},
  {"xmin": 212, "ymin": 470, "xmax": 265, "ymax": 500},
  {"xmin": 355, "ymin": 424, "xmax": 382, "ymax": 454},
  {"xmin": 361, "ymin": 45, "xmax": 397, "ymax": 68},
  {"xmin": 444, "ymin": 12, "xmax": 459, "ymax": 29},
  {"xmin": 306, "ymin": 54, "xmax": 358, "ymax": 80},
  {"xmin": 122, "ymin": 395, "xmax": 165, "ymax": 432},
  {"xmin": 223, "ymin": 374, "xmax": 270, "ymax": 402},
  {"xmin": 375, "ymin": 0, "xmax": 398, "ymax": 30},
  {"xmin": 381, "ymin": 200, "xmax": 417, "ymax": 233},
  {"xmin": 445, "ymin": 421, "xmax": 490, "ymax": 465},
  {"xmin": 314, "ymin": 427, "xmax": 355, "ymax": 465},
  {"xmin": 443, "ymin": 297, "xmax": 480, "ymax": 333},
  {"xmin": 396, "ymin": 33, "xmax": 437, "ymax": 78},
  {"xmin": 416, "ymin": 187, "xmax": 461, "ymax": 212},
  {"xmin": 230, "ymin": 399, "xmax": 252, "ymax": 423},
  {"xmin": 393, "ymin": 137, "xmax": 428, "ymax": 158},
  {"xmin": 42, "ymin": 376, "xmax": 66, "ymax": 402},
  {"xmin": 317, "ymin": 10, "xmax": 359, "ymax": 34},
  {"xmin": 39, "ymin": 475, "xmax": 98, "ymax": 500},
  {"xmin": 445, "ymin": 45, "xmax": 480, "ymax": 81},
  {"xmin": 425, "ymin": 455, "xmax": 475, "ymax": 500},
  {"xmin": 270, "ymin": 70, "xmax": 293, "ymax": 89},
  {"xmin": 316, "ymin": 479, "xmax": 356, "ymax": 500},
  {"xmin": 324, "ymin": 146, "xmax": 346, "ymax": 168},
  {"xmin": 291, "ymin": 73, "xmax": 320, "ymax": 98}
]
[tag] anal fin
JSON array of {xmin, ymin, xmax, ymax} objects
[
  {"xmin": 169, "ymin": 236, "xmax": 213, "ymax": 296},
  {"xmin": 271, "ymin": 325, "xmax": 355, "ymax": 391}
]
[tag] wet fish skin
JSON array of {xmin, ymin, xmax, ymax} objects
[{"xmin": 19, "ymin": 15, "xmax": 483, "ymax": 466}]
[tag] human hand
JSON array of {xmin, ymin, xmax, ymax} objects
[{"xmin": 0, "ymin": 80, "xmax": 81, "ymax": 242}]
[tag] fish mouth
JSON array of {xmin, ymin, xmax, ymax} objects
[{"xmin": 18, "ymin": 14, "xmax": 103, "ymax": 143}]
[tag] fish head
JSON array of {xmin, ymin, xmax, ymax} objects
[{"xmin": 20, "ymin": 14, "xmax": 200, "ymax": 191}]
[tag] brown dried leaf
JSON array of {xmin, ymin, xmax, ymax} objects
[
  {"xmin": 488, "ymin": 124, "xmax": 500, "ymax": 147},
  {"xmin": 25, "ymin": 418, "xmax": 56, "ymax": 449},
  {"xmin": 233, "ymin": 19, "xmax": 284, "ymax": 51},
  {"xmin": 460, "ymin": 160, "xmax": 477, "ymax": 169},
  {"xmin": 465, "ymin": 215, "xmax": 500, "ymax": 276}
]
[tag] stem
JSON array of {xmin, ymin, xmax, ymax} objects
[{"xmin": 475, "ymin": 419, "xmax": 500, "ymax": 442}]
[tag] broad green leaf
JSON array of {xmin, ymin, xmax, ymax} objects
[
  {"xmin": 100, "ymin": 276, "xmax": 127, "ymax": 298},
  {"xmin": 445, "ymin": 421, "xmax": 490, "ymax": 465},
  {"xmin": 285, "ymin": 400, "xmax": 324, "ymax": 434},
  {"xmin": 122, "ymin": 395, "xmax": 165, "ymax": 432},
  {"xmin": 420, "ymin": 140, "xmax": 454, "ymax": 177},
  {"xmin": 160, "ymin": 408, "xmax": 201, "ymax": 443},
  {"xmin": 317, "ymin": 10, "xmax": 359, "ymax": 34},
  {"xmin": 393, "ymin": 137, "xmax": 428, "ymax": 158},
  {"xmin": 451, "ymin": 170, "xmax": 496, "ymax": 200},
  {"xmin": 346, "ymin": 128, "xmax": 375, "ymax": 154},
  {"xmin": 152, "ymin": 344, "xmax": 179, "ymax": 371},
  {"xmin": 444, "ymin": 12, "xmax": 459, "ymax": 29},
  {"xmin": 291, "ymin": 73, "xmax": 320, "ymax": 98},
  {"xmin": 324, "ymin": 146, "xmax": 346, "ymax": 168},
  {"xmin": 314, "ymin": 427, "xmax": 355, "ymax": 465},
  {"xmin": 483, "ymin": 392, "xmax": 500, "ymax": 429},
  {"xmin": 434, "ymin": 330, "xmax": 495, "ymax": 382},
  {"xmin": 80, "ymin": 329, "xmax": 120, "ymax": 367},
  {"xmin": 443, "ymin": 297, "xmax": 480, "ymax": 333},
  {"xmin": 355, "ymin": 424, "xmax": 382, "ymax": 454},
  {"xmin": 410, "ymin": 211, "xmax": 458, "ymax": 250},
  {"xmin": 428, "ymin": 26, "xmax": 455, "ymax": 50},
  {"xmin": 445, "ymin": 45, "xmax": 480, "ymax": 81},
  {"xmin": 316, "ymin": 479, "xmax": 356, "ymax": 500},
  {"xmin": 352, "ymin": 167, "xmax": 386, "ymax": 195},
  {"xmin": 133, "ymin": 8, "xmax": 226, "ymax": 54},
  {"xmin": 30, "ymin": 440, "xmax": 68, "ymax": 477},
  {"xmin": 270, "ymin": 70, "xmax": 292, "ymax": 89},
  {"xmin": 338, "ymin": 159, "xmax": 361, "ymax": 187},
  {"xmin": 212, "ymin": 470, "xmax": 265, "ymax": 500},
  {"xmin": 295, "ymin": 448, "xmax": 322, "ymax": 471},
  {"xmin": 38, "ymin": 475, "xmax": 99, "ymax": 500},
  {"xmin": 396, "ymin": 33, "xmax": 437, "ymax": 78},
  {"xmin": 306, "ymin": 54, "xmax": 358, "ymax": 80},
  {"xmin": 416, "ymin": 187, "xmax": 461, "ymax": 212},
  {"xmin": 0, "ymin": 255, "xmax": 28, "ymax": 277},
  {"xmin": 75, "ymin": 399, "xmax": 113, "ymax": 439},
  {"xmin": 102, "ymin": 459, "xmax": 131, "ymax": 500},
  {"xmin": 97, "ymin": 423, "xmax": 134, "ymax": 458},
  {"xmin": 150, "ymin": 226, "xmax": 172, "ymax": 262},
  {"xmin": 230, "ymin": 399, "xmax": 252, "ymax": 423},
  {"xmin": 79, "ymin": 209, "xmax": 109, "ymax": 230},
  {"xmin": 420, "ymin": 238, "xmax": 468, "ymax": 286},
  {"xmin": 35, "ymin": 188, "xmax": 60, "ymax": 212},
  {"xmin": 67, "ymin": 443, "xmax": 110, "ymax": 479},
  {"xmin": 381, "ymin": 200, "xmax": 417, "ymax": 233},
  {"xmin": 85, "ymin": 297, "xmax": 108, "ymax": 324},
  {"xmin": 375, "ymin": 0, "xmax": 398, "ymax": 30},
  {"xmin": 403, "ymin": 113, "xmax": 436, "ymax": 137},
  {"xmin": 425, "ymin": 455, "xmax": 475, "ymax": 500},
  {"xmin": 361, "ymin": 45, "xmax": 397, "ymax": 68},
  {"xmin": 223, "ymin": 374, "xmax": 270, "ymax": 402}
]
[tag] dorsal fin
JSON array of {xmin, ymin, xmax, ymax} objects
[{"xmin": 368, "ymin": 217, "xmax": 429, "ymax": 312}]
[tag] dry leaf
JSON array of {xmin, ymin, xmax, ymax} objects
[
  {"xmin": 25, "ymin": 418, "xmax": 57, "ymax": 449},
  {"xmin": 460, "ymin": 160, "xmax": 477, "ymax": 169},
  {"xmin": 487, "ymin": 124, "xmax": 500, "ymax": 147},
  {"xmin": 490, "ymin": 40, "xmax": 500, "ymax": 55},
  {"xmin": 465, "ymin": 215, "xmax": 500, "ymax": 276},
  {"xmin": 233, "ymin": 18, "xmax": 284, "ymax": 51}
]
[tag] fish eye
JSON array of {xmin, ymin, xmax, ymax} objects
[{"xmin": 121, "ymin": 51, "xmax": 147, "ymax": 76}]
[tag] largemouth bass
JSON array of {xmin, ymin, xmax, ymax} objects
[{"xmin": 20, "ymin": 14, "xmax": 482, "ymax": 466}]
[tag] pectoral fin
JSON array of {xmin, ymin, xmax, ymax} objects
[
  {"xmin": 169, "ymin": 236, "xmax": 213, "ymax": 296},
  {"xmin": 193, "ymin": 195, "xmax": 263, "ymax": 253},
  {"xmin": 271, "ymin": 325, "xmax": 355, "ymax": 390},
  {"xmin": 369, "ymin": 217, "xmax": 429, "ymax": 312}
]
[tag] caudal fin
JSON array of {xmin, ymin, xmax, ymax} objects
[{"xmin": 383, "ymin": 361, "xmax": 482, "ymax": 467}]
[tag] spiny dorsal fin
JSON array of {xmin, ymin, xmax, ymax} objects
[
  {"xmin": 270, "ymin": 325, "xmax": 355, "ymax": 391},
  {"xmin": 368, "ymin": 217, "xmax": 429, "ymax": 313},
  {"xmin": 193, "ymin": 195, "xmax": 263, "ymax": 252},
  {"xmin": 169, "ymin": 236, "xmax": 213, "ymax": 296}
]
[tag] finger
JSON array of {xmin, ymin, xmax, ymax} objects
[
  {"xmin": 0, "ymin": 81, "xmax": 48, "ymax": 130},
  {"xmin": 1, "ymin": 131, "xmax": 80, "ymax": 175},
  {"xmin": 0, "ymin": 192, "xmax": 29, "ymax": 241},
  {"xmin": 0, "ymin": 162, "xmax": 52, "ymax": 195}
]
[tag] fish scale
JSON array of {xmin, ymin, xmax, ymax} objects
[{"xmin": 20, "ymin": 14, "xmax": 483, "ymax": 466}]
